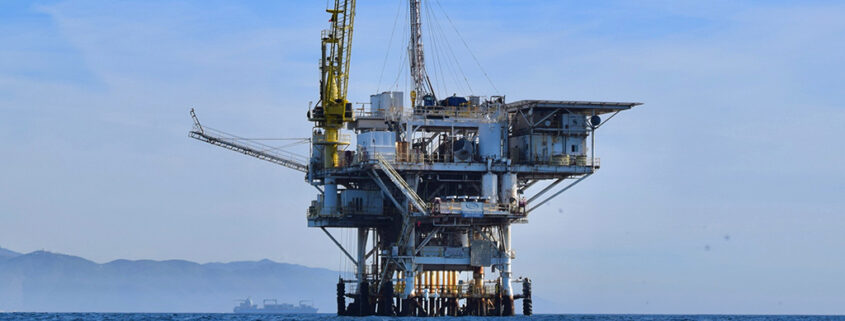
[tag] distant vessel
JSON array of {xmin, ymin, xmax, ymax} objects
[{"xmin": 233, "ymin": 298, "xmax": 318, "ymax": 314}]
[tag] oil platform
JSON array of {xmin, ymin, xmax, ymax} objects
[{"xmin": 190, "ymin": 0, "xmax": 640, "ymax": 316}]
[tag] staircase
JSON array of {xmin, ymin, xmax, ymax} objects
[
  {"xmin": 373, "ymin": 153, "xmax": 428, "ymax": 293},
  {"xmin": 374, "ymin": 153, "xmax": 428, "ymax": 214}
]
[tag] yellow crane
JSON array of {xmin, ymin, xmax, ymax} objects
[{"xmin": 308, "ymin": 0, "xmax": 357, "ymax": 169}]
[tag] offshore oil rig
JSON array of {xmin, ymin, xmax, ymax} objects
[{"xmin": 190, "ymin": 0, "xmax": 639, "ymax": 316}]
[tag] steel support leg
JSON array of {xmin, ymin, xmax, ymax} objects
[
  {"xmin": 357, "ymin": 228, "xmax": 370, "ymax": 315},
  {"xmin": 501, "ymin": 224, "xmax": 515, "ymax": 316}
]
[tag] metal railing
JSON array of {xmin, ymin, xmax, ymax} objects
[
  {"xmin": 433, "ymin": 201, "xmax": 512, "ymax": 215},
  {"xmin": 413, "ymin": 105, "xmax": 487, "ymax": 119},
  {"xmin": 307, "ymin": 197, "xmax": 342, "ymax": 218},
  {"xmin": 308, "ymin": 202, "xmax": 388, "ymax": 218},
  {"xmin": 344, "ymin": 149, "xmax": 602, "ymax": 170},
  {"xmin": 355, "ymin": 110, "xmax": 384, "ymax": 118},
  {"xmin": 514, "ymin": 155, "xmax": 600, "ymax": 167}
]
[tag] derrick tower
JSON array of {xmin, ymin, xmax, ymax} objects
[{"xmin": 190, "ymin": 1, "xmax": 641, "ymax": 316}]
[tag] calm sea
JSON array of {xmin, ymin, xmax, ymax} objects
[{"xmin": 0, "ymin": 315, "xmax": 843, "ymax": 321}]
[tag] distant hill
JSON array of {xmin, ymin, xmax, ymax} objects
[
  {"xmin": 0, "ymin": 246, "xmax": 20, "ymax": 260},
  {"xmin": 0, "ymin": 249, "xmax": 340, "ymax": 313}
]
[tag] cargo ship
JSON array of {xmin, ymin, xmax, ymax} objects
[{"xmin": 233, "ymin": 298, "xmax": 318, "ymax": 314}]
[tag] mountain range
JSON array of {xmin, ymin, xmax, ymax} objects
[{"xmin": 0, "ymin": 246, "xmax": 339, "ymax": 313}]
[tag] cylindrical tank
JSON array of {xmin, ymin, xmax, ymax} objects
[
  {"xmin": 482, "ymin": 172, "xmax": 498, "ymax": 203},
  {"xmin": 379, "ymin": 93, "xmax": 393, "ymax": 112},
  {"xmin": 369, "ymin": 94, "xmax": 382, "ymax": 114},
  {"xmin": 390, "ymin": 91, "xmax": 404, "ymax": 111},
  {"xmin": 322, "ymin": 177, "xmax": 338, "ymax": 215},
  {"xmin": 357, "ymin": 131, "xmax": 396, "ymax": 160},
  {"xmin": 370, "ymin": 92, "xmax": 405, "ymax": 115},
  {"xmin": 478, "ymin": 122, "xmax": 503, "ymax": 159},
  {"xmin": 499, "ymin": 172, "xmax": 518, "ymax": 204}
]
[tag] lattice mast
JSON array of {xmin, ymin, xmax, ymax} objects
[{"xmin": 409, "ymin": 0, "xmax": 436, "ymax": 106}]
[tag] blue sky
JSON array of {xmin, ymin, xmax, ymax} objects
[{"xmin": 1, "ymin": 0, "xmax": 844, "ymax": 314}]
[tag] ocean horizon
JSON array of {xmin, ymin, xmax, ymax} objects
[{"xmin": 1, "ymin": 314, "xmax": 844, "ymax": 321}]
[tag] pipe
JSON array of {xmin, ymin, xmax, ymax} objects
[
  {"xmin": 436, "ymin": 271, "xmax": 441, "ymax": 294},
  {"xmin": 357, "ymin": 228, "xmax": 368, "ymax": 285},
  {"xmin": 435, "ymin": 174, "xmax": 471, "ymax": 183},
  {"xmin": 501, "ymin": 225, "xmax": 513, "ymax": 297},
  {"xmin": 322, "ymin": 177, "xmax": 338, "ymax": 215}
]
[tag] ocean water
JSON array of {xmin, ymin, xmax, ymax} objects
[{"xmin": 0, "ymin": 314, "xmax": 843, "ymax": 321}]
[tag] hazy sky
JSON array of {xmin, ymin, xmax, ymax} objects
[{"xmin": 2, "ymin": 0, "xmax": 844, "ymax": 315}]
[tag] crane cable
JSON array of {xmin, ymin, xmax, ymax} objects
[
  {"xmin": 198, "ymin": 124, "xmax": 309, "ymax": 158},
  {"xmin": 424, "ymin": 0, "xmax": 472, "ymax": 95},
  {"xmin": 390, "ymin": 7, "xmax": 410, "ymax": 92},
  {"xmin": 422, "ymin": 0, "xmax": 449, "ymax": 96},
  {"xmin": 433, "ymin": 0, "xmax": 500, "ymax": 95},
  {"xmin": 376, "ymin": 0, "xmax": 405, "ymax": 93}
]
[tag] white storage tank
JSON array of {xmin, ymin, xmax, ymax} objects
[
  {"xmin": 369, "ymin": 91, "xmax": 404, "ymax": 115},
  {"xmin": 482, "ymin": 172, "xmax": 498, "ymax": 203},
  {"xmin": 478, "ymin": 121, "xmax": 504, "ymax": 159},
  {"xmin": 499, "ymin": 172, "xmax": 518, "ymax": 204},
  {"xmin": 389, "ymin": 91, "xmax": 404, "ymax": 110},
  {"xmin": 357, "ymin": 131, "xmax": 396, "ymax": 160},
  {"xmin": 379, "ymin": 93, "xmax": 392, "ymax": 113},
  {"xmin": 369, "ymin": 94, "xmax": 382, "ymax": 114},
  {"xmin": 322, "ymin": 177, "xmax": 338, "ymax": 215}
]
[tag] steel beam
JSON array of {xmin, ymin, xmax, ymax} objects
[
  {"xmin": 527, "ymin": 178, "xmax": 563, "ymax": 203},
  {"xmin": 369, "ymin": 170, "xmax": 404, "ymax": 213},
  {"xmin": 321, "ymin": 227, "xmax": 358, "ymax": 266},
  {"xmin": 414, "ymin": 226, "xmax": 443, "ymax": 255},
  {"xmin": 527, "ymin": 174, "xmax": 592, "ymax": 214}
]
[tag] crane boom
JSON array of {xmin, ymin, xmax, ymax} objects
[
  {"xmin": 189, "ymin": 109, "xmax": 309, "ymax": 173},
  {"xmin": 309, "ymin": 0, "xmax": 357, "ymax": 169}
]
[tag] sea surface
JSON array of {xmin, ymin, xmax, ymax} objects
[{"xmin": 0, "ymin": 314, "xmax": 843, "ymax": 321}]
